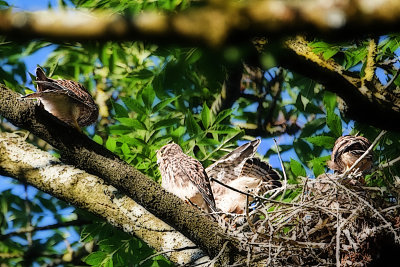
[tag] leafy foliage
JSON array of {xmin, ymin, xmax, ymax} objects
[{"xmin": 1, "ymin": 0, "xmax": 400, "ymax": 266}]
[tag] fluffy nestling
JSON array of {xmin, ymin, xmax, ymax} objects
[
  {"xmin": 157, "ymin": 143, "xmax": 217, "ymax": 212},
  {"xmin": 327, "ymin": 135, "xmax": 373, "ymax": 174},
  {"xmin": 206, "ymin": 139, "xmax": 281, "ymax": 214}
]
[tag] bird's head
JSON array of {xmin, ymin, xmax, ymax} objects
[{"xmin": 156, "ymin": 143, "xmax": 183, "ymax": 165}]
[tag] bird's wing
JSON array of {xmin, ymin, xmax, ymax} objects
[
  {"xmin": 206, "ymin": 139, "xmax": 261, "ymax": 181},
  {"xmin": 34, "ymin": 80, "xmax": 89, "ymax": 106},
  {"xmin": 240, "ymin": 157, "xmax": 282, "ymax": 188},
  {"xmin": 177, "ymin": 156, "xmax": 217, "ymax": 212}
]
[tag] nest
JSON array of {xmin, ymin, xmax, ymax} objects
[{"xmin": 219, "ymin": 173, "xmax": 400, "ymax": 266}]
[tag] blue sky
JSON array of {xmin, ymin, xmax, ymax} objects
[{"xmin": 8, "ymin": 0, "xmax": 61, "ymax": 11}]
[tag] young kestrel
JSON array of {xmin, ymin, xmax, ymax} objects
[
  {"xmin": 22, "ymin": 67, "xmax": 98, "ymax": 130},
  {"xmin": 156, "ymin": 143, "xmax": 217, "ymax": 213},
  {"xmin": 206, "ymin": 139, "xmax": 281, "ymax": 214},
  {"xmin": 327, "ymin": 135, "xmax": 373, "ymax": 174}
]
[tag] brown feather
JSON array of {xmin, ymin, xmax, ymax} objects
[
  {"xmin": 22, "ymin": 67, "xmax": 98, "ymax": 128},
  {"xmin": 327, "ymin": 135, "xmax": 373, "ymax": 174}
]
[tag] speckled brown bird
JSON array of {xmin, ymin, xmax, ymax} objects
[
  {"xmin": 327, "ymin": 135, "xmax": 373, "ymax": 174},
  {"xmin": 206, "ymin": 139, "xmax": 281, "ymax": 214},
  {"xmin": 156, "ymin": 143, "xmax": 217, "ymax": 212},
  {"xmin": 22, "ymin": 67, "xmax": 98, "ymax": 130}
]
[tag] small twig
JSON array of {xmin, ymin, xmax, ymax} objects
[
  {"xmin": 340, "ymin": 130, "xmax": 387, "ymax": 178},
  {"xmin": 210, "ymin": 178, "xmax": 316, "ymax": 209},
  {"xmin": 273, "ymin": 138, "xmax": 288, "ymax": 201},
  {"xmin": 379, "ymin": 155, "xmax": 400, "ymax": 169},
  {"xmin": 206, "ymin": 241, "xmax": 229, "ymax": 266},
  {"xmin": 329, "ymin": 177, "xmax": 399, "ymax": 242},
  {"xmin": 381, "ymin": 204, "xmax": 400, "ymax": 213},
  {"xmin": 245, "ymin": 194, "xmax": 257, "ymax": 234},
  {"xmin": 343, "ymin": 229, "xmax": 358, "ymax": 251},
  {"xmin": 335, "ymin": 207, "xmax": 341, "ymax": 267},
  {"xmin": 383, "ymin": 70, "xmax": 400, "ymax": 91},
  {"xmin": 0, "ymin": 220, "xmax": 90, "ymax": 240}
]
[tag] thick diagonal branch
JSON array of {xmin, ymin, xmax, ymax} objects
[
  {"xmin": 0, "ymin": 85, "xmax": 241, "ymax": 262},
  {"xmin": 0, "ymin": 132, "xmax": 207, "ymax": 265}
]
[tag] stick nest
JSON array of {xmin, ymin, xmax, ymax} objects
[{"xmin": 218, "ymin": 173, "xmax": 400, "ymax": 266}]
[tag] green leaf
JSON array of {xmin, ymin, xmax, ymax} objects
[
  {"xmin": 326, "ymin": 110, "xmax": 342, "ymax": 138},
  {"xmin": 293, "ymin": 139, "xmax": 313, "ymax": 164},
  {"xmin": 201, "ymin": 103, "xmax": 211, "ymax": 129},
  {"xmin": 142, "ymin": 86, "xmax": 156, "ymax": 109},
  {"xmin": 108, "ymin": 125, "xmax": 132, "ymax": 135},
  {"xmin": 84, "ymin": 251, "xmax": 108, "ymax": 265},
  {"xmin": 152, "ymin": 96, "xmax": 178, "ymax": 113},
  {"xmin": 323, "ymin": 91, "xmax": 342, "ymax": 137},
  {"xmin": 197, "ymin": 138, "xmax": 220, "ymax": 146},
  {"xmin": 121, "ymin": 143, "xmax": 130, "ymax": 156},
  {"xmin": 214, "ymin": 109, "xmax": 232, "ymax": 125},
  {"xmin": 132, "ymin": 69, "xmax": 154, "ymax": 79},
  {"xmin": 121, "ymin": 97, "xmax": 147, "ymax": 115},
  {"xmin": 106, "ymin": 137, "xmax": 117, "ymax": 152},
  {"xmin": 151, "ymin": 118, "xmax": 180, "ymax": 131},
  {"xmin": 323, "ymin": 91, "xmax": 337, "ymax": 112},
  {"xmin": 299, "ymin": 118, "xmax": 326, "ymax": 138},
  {"xmin": 290, "ymin": 158, "xmax": 307, "ymax": 177},
  {"xmin": 322, "ymin": 48, "xmax": 339, "ymax": 60},
  {"xmin": 186, "ymin": 113, "xmax": 202, "ymax": 136},
  {"xmin": 104, "ymin": 257, "xmax": 114, "ymax": 267},
  {"xmin": 93, "ymin": 135, "xmax": 103, "ymax": 145},
  {"xmin": 115, "ymin": 118, "xmax": 146, "ymax": 130},
  {"xmin": 310, "ymin": 156, "xmax": 330, "ymax": 177},
  {"xmin": 304, "ymin": 135, "xmax": 336, "ymax": 149},
  {"xmin": 111, "ymin": 101, "xmax": 129, "ymax": 118},
  {"xmin": 185, "ymin": 48, "xmax": 202, "ymax": 64}
]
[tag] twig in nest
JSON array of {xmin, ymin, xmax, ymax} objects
[
  {"xmin": 273, "ymin": 138, "xmax": 288, "ymax": 201},
  {"xmin": 210, "ymin": 177, "xmax": 316, "ymax": 209},
  {"xmin": 328, "ymin": 176, "xmax": 400, "ymax": 242},
  {"xmin": 335, "ymin": 206, "xmax": 341, "ymax": 267},
  {"xmin": 206, "ymin": 241, "xmax": 229, "ymax": 266},
  {"xmin": 245, "ymin": 194, "xmax": 257, "ymax": 234}
]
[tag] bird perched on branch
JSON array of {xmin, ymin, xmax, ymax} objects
[
  {"xmin": 157, "ymin": 143, "xmax": 217, "ymax": 213},
  {"xmin": 327, "ymin": 135, "xmax": 373, "ymax": 174},
  {"xmin": 206, "ymin": 139, "xmax": 282, "ymax": 214},
  {"xmin": 22, "ymin": 67, "xmax": 98, "ymax": 130}
]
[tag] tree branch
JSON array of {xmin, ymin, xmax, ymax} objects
[
  {"xmin": 0, "ymin": 220, "xmax": 90, "ymax": 240},
  {"xmin": 0, "ymin": 85, "xmax": 241, "ymax": 262},
  {"xmin": 2, "ymin": 0, "xmax": 400, "ymax": 46},
  {"xmin": 0, "ymin": 132, "xmax": 209, "ymax": 265},
  {"xmin": 275, "ymin": 36, "xmax": 400, "ymax": 132}
]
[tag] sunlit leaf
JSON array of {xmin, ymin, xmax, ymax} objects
[
  {"xmin": 304, "ymin": 135, "xmax": 336, "ymax": 149},
  {"xmin": 186, "ymin": 112, "xmax": 202, "ymax": 136},
  {"xmin": 290, "ymin": 158, "xmax": 307, "ymax": 177},
  {"xmin": 152, "ymin": 96, "xmax": 179, "ymax": 113},
  {"xmin": 106, "ymin": 137, "xmax": 117, "ymax": 152},
  {"xmin": 116, "ymin": 117, "xmax": 147, "ymax": 130},
  {"xmin": 201, "ymin": 103, "xmax": 211, "ymax": 129},
  {"xmin": 93, "ymin": 135, "xmax": 103, "ymax": 145}
]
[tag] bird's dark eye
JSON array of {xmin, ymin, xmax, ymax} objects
[{"xmin": 159, "ymin": 146, "xmax": 167, "ymax": 154}]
